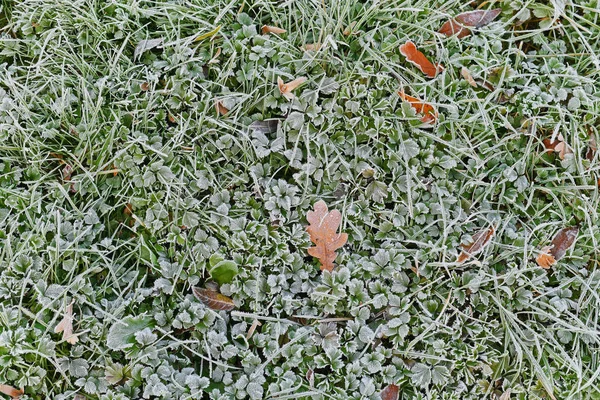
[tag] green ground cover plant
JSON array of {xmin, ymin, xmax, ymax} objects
[{"xmin": 0, "ymin": 0, "xmax": 599, "ymax": 398}]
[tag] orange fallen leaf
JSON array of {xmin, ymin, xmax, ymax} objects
[
  {"xmin": 457, "ymin": 226, "xmax": 495, "ymax": 263},
  {"xmin": 261, "ymin": 25, "xmax": 286, "ymax": 35},
  {"xmin": 277, "ymin": 77, "xmax": 307, "ymax": 100},
  {"xmin": 536, "ymin": 246, "xmax": 556, "ymax": 269},
  {"xmin": 307, "ymin": 200, "xmax": 348, "ymax": 272},
  {"xmin": 398, "ymin": 90, "xmax": 438, "ymax": 124},
  {"xmin": 54, "ymin": 301, "xmax": 78, "ymax": 344},
  {"xmin": 461, "ymin": 67, "xmax": 478, "ymax": 87},
  {"xmin": 439, "ymin": 9, "xmax": 502, "ymax": 38},
  {"xmin": 399, "ymin": 41, "xmax": 443, "ymax": 78},
  {"xmin": 380, "ymin": 384, "xmax": 399, "ymax": 400},
  {"xmin": 0, "ymin": 385, "xmax": 23, "ymax": 399},
  {"xmin": 192, "ymin": 287, "xmax": 235, "ymax": 311},
  {"xmin": 215, "ymin": 100, "xmax": 229, "ymax": 116}
]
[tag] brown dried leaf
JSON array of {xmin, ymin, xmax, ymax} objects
[
  {"xmin": 192, "ymin": 287, "xmax": 235, "ymax": 311},
  {"xmin": 543, "ymin": 134, "xmax": 572, "ymax": 160},
  {"xmin": 586, "ymin": 131, "xmax": 597, "ymax": 161},
  {"xmin": 261, "ymin": 25, "xmax": 286, "ymax": 35},
  {"xmin": 277, "ymin": 76, "xmax": 307, "ymax": 100},
  {"xmin": 399, "ymin": 41, "xmax": 443, "ymax": 78},
  {"xmin": 140, "ymin": 82, "xmax": 149, "ymax": 91},
  {"xmin": 0, "ymin": 385, "xmax": 23, "ymax": 399},
  {"xmin": 380, "ymin": 383, "xmax": 399, "ymax": 400},
  {"xmin": 549, "ymin": 226, "xmax": 579, "ymax": 261},
  {"xmin": 461, "ymin": 67, "xmax": 478, "ymax": 87},
  {"xmin": 439, "ymin": 9, "xmax": 502, "ymax": 38},
  {"xmin": 54, "ymin": 301, "xmax": 78, "ymax": 344},
  {"xmin": 398, "ymin": 90, "xmax": 438, "ymax": 124},
  {"xmin": 215, "ymin": 100, "xmax": 229, "ymax": 116},
  {"xmin": 307, "ymin": 200, "xmax": 348, "ymax": 272},
  {"xmin": 302, "ymin": 43, "xmax": 321, "ymax": 51},
  {"xmin": 457, "ymin": 226, "xmax": 495, "ymax": 263},
  {"xmin": 343, "ymin": 21, "xmax": 357, "ymax": 36}
]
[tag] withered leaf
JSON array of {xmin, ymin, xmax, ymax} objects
[
  {"xmin": 439, "ymin": 9, "xmax": 502, "ymax": 38},
  {"xmin": 398, "ymin": 90, "xmax": 438, "ymax": 124},
  {"xmin": 307, "ymin": 200, "xmax": 348, "ymax": 272},
  {"xmin": 249, "ymin": 119, "xmax": 279, "ymax": 134},
  {"xmin": 461, "ymin": 67, "xmax": 478, "ymax": 87},
  {"xmin": 54, "ymin": 301, "xmax": 78, "ymax": 344},
  {"xmin": 0, "ymin": 385, "xmax": 23, "ymax": 399},
  {"xmin": 215, "ymin": 100, "xmax": 229, "ymax": 116},
  {"xmin": 277, "ymin": 77, "xmax": 307, "ymax": 100},
  {"xmin": 586, "ymin": 131, "xmax": 597, "ymax": 161},
  {"xmin": 536, "ymin": 226, "xmax": 578, "ymax": 269},
  {"xmin": 399, "ymin": 41, "xmax": 443, "ymax": 78},
  {"xmin": 457, "ymin": 226, "xmax": 495, "ymax": 263},
  {"xmin": 543, "ymin": 134, "xmax": 572, "ymax": 160},
  {"xmin": 549, "ymin": 226, "xmax": 578, "ymax": 260},
  {"xmin": 261, "ymin": 25, "xmax": 286, "ymax": 35},
  {"xmin": 134, "ymin": 38, "xmax": 164, "ymax": 60},
  {"xmin": 380, "ymin": 383, "xmax": 399, "ymax": 400},
  {"xmin": 192, "ymin": 287, "xmax": 235, "ymax": 311}
]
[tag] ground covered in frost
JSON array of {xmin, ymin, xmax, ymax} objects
[{"xmin": 1, "ymin": 0, "xmax": 600, "ymax": 399}]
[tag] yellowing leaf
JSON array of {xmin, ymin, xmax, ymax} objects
[
  {"xmin": 192, "ymin": 287, "xmax": 235, "ymax": 311},
  {"xmin": 194, "ymin": 25, "xmax": 221, "ymax": 42},
  {"xmin": 307, "ymin": 200, "xmax": 348, "ymax": 272}
]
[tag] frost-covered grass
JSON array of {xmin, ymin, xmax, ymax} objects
[{"xmin": 1, "ymin": 0, "xmax": 600, "ymax": 399}]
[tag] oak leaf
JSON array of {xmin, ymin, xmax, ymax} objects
[
  {"xmin": 399, "ymin": 41, "xmax": 443, "ymax": 78},
  {"xmin": 307, "ymin": 200, "xmax": 348, "ymax": 272},
  {"xmin": 192, "ymin": 287, "xmax": 235, "ymax": 311},
  {"xmin": 439, "ymin": 9, "xmax": 501, "ymax": 38},
  {"xmin": 457, "ymin": 226, "xmax": 495, "ymax": 263},
  {"xmin": 398, "ymin": 90, "xmax": 438, "ymax": 124},
  {"xmin": 536, "ymin": 226, "xmax": 578, "ymax": 269}
]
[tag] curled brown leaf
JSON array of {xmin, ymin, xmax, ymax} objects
[
  {"xmin": 215, "ymin": 100, "xmax": 229, "ymax": 116},
  {"xmin": 261, "ymin": 25, "xmax": 286, "ymax": 35},
  {"xmin": 439, "ymin": 9, "xmax": 502, "ymax": 38},
  {"xmin": 536, "ymin": 226, "xmax": 578, "ymax": 269},
  {"xmin": 457, "ymin": 226, "xmax": 495, "ymax": 263},
  {"xmin": 277, "ymin": 76, "xmax": 307, "ymax": 100},
  {"xmin": 192, "ymin": 287, "xmax": 235, "ymax": 311}
]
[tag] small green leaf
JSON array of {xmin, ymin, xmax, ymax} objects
[
  {"xmin": 209, "ymin": 260, "xmax": 239, "ymax": 284},
  {"xmin": 209, "ymin": 254, "xmax": 224, "ymax": 267},
  {"xmin": 107, "ymin": 315, "xmax": 154, "ymax": 350}
]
